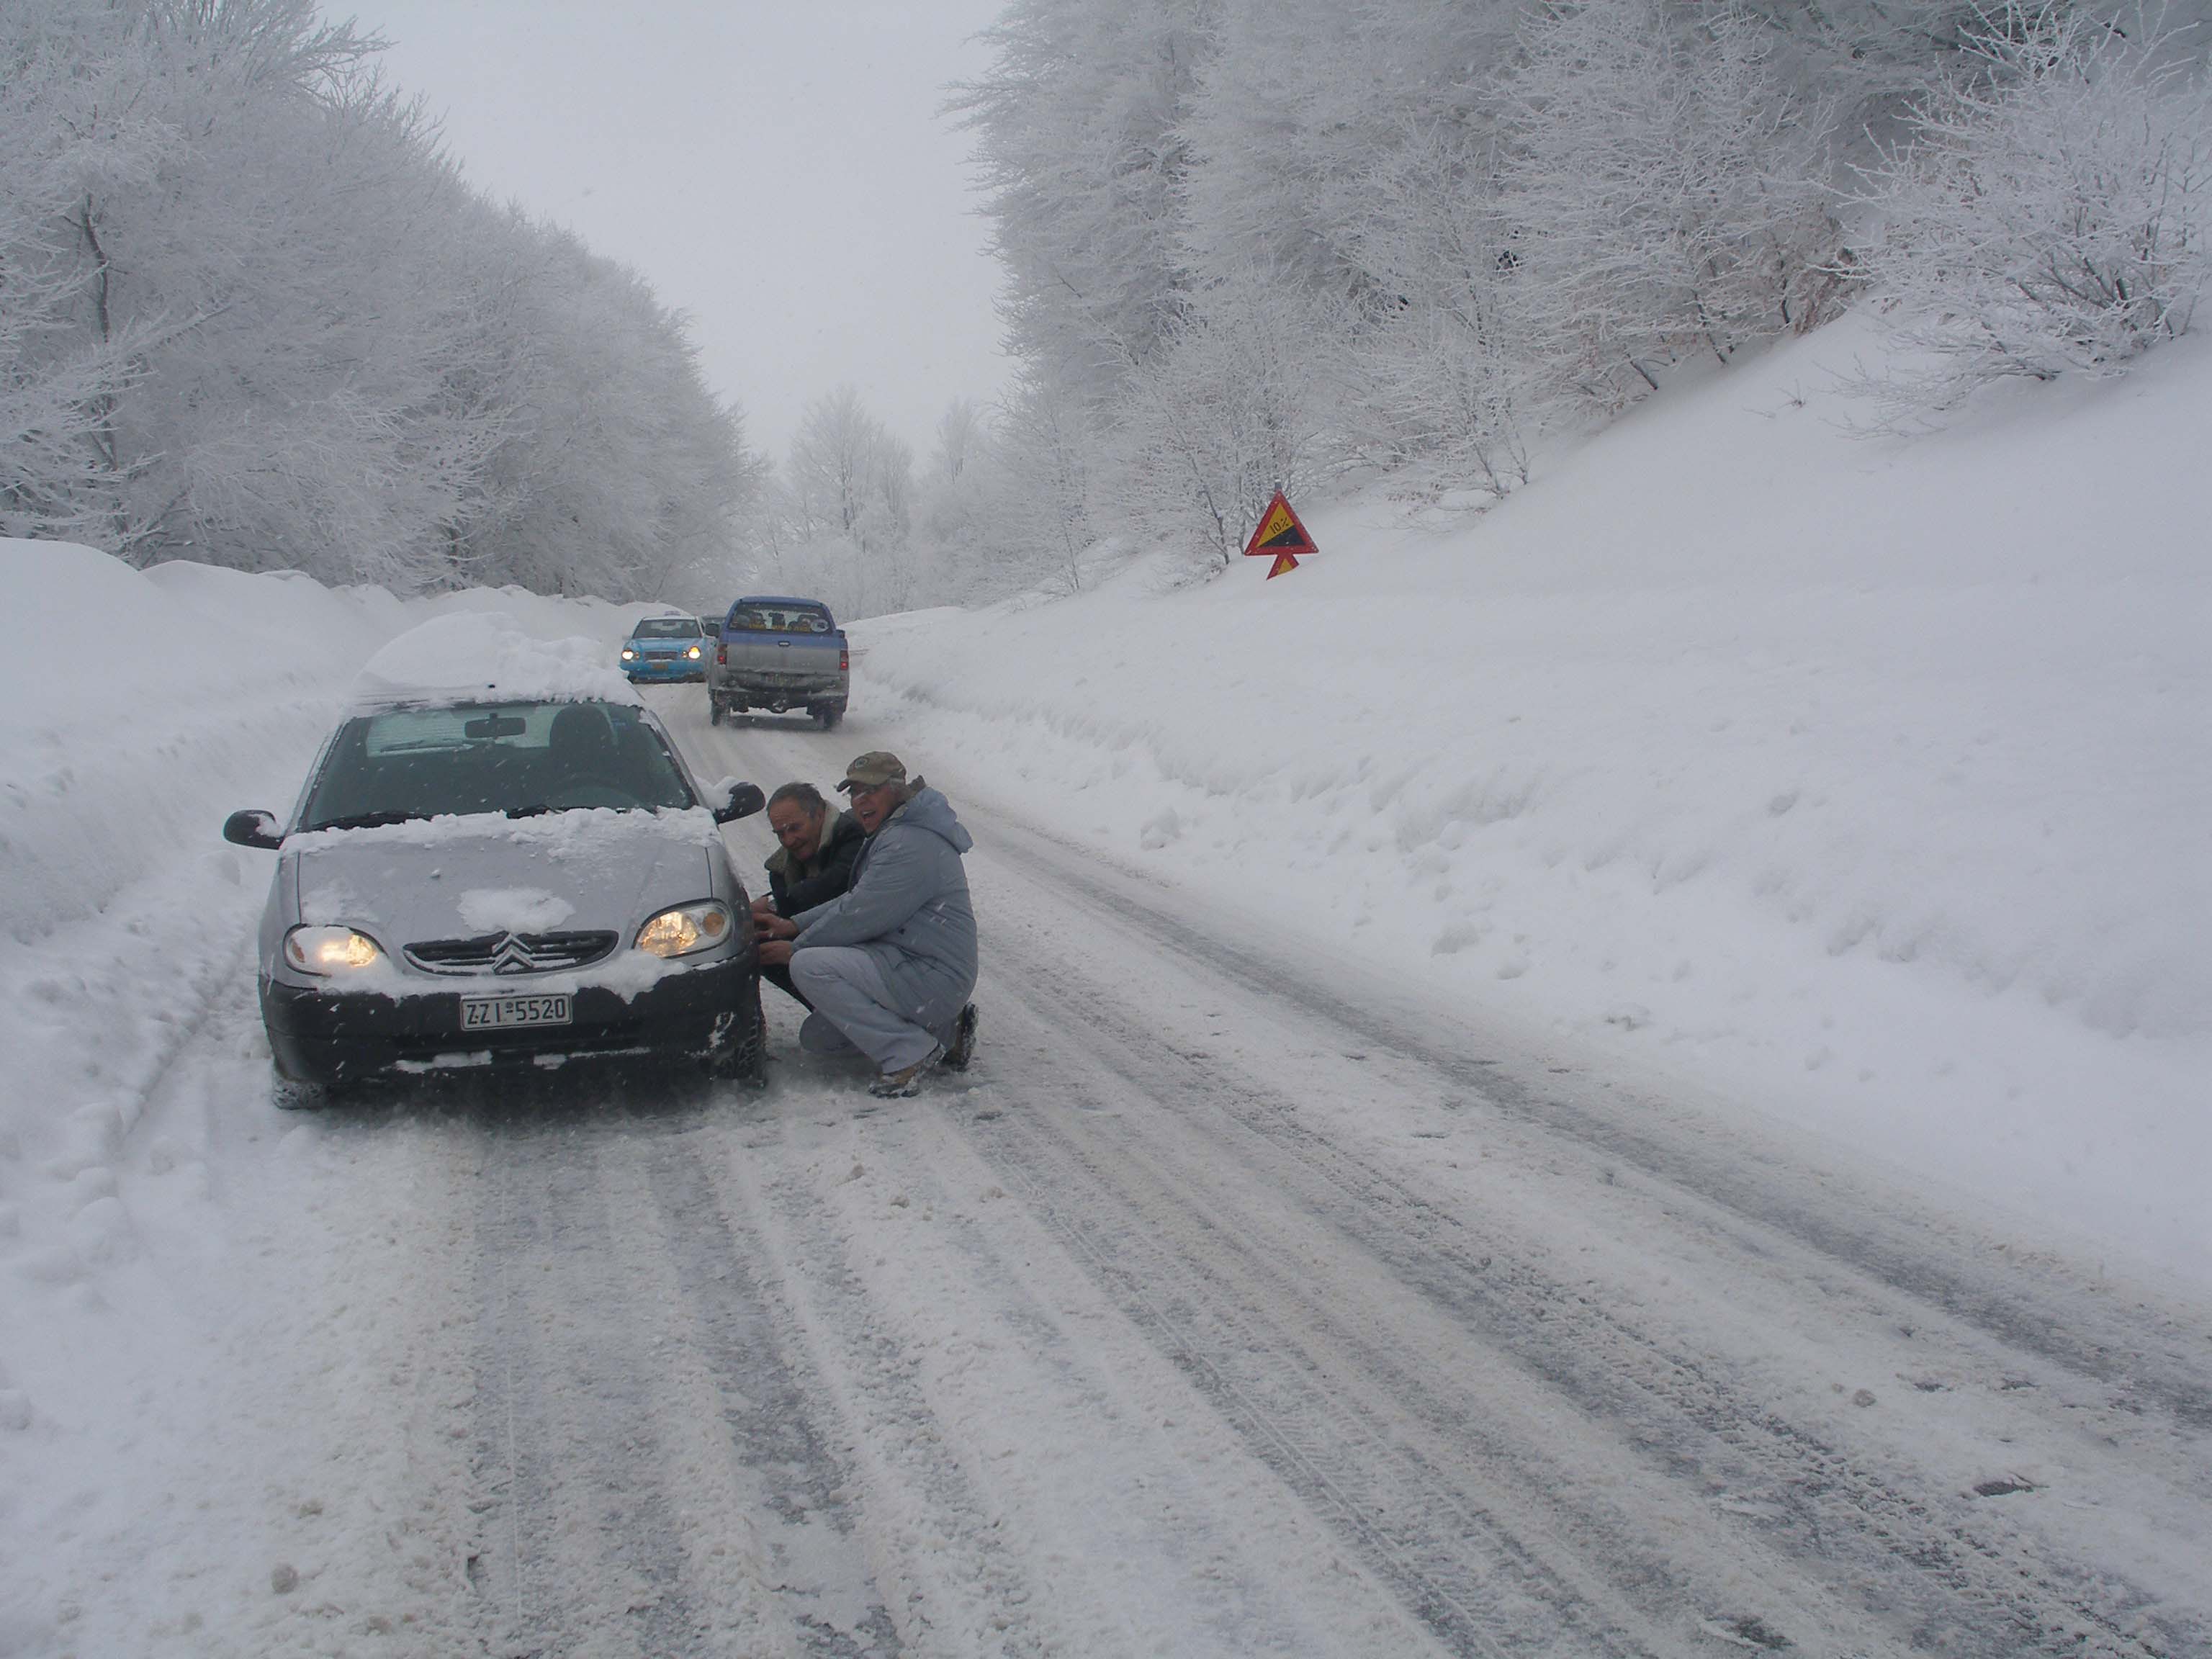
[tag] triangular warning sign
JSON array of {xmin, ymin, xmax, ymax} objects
[{"xmin": 1243, "ymin": 490, "xmax": 1318, "ymax": 568}]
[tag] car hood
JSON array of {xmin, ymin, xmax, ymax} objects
[{"xmin": 289, "ymin": 808, "xmax": 724, "ymax": 952}]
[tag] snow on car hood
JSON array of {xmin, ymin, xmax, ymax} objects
[
  {"xmin": 354, "ymin": 612, "xmax": 637, "ymax": 706},
  {"xmin": 289, "ymin": 806, "xmax": 724, "ymax": 968}
]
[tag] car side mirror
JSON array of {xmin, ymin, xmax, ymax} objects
[
  {"xmin": 223, "ymin": 809, "xmax": 284, "ymax": 850},
  {"xmin": 712, "ymin": 781, "xmax": 765, "ymax": 824}
]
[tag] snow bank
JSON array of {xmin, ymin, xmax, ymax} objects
[
  {"xmin": 0, "ymin": 542, "xmax": 639, "ymax": 949},
  {"xmin": 0, "ymin": 548, "xmax": 655, "ymax": 1653},
  {"xmin": 354, "ymin": 610, "xmax": 639, "ymax": 706},
  {"xmin": 0, "ymin": 542, "xmax": 632, "ymax": 1319},
  {"xmin": 851, "ymin": 310, "xmax": 2211, "ymax": 1282}
]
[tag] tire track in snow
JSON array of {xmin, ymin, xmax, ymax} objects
[
  {"xmin": 633, "ymin": 1119, "xmax": 904, "ymax": 1658},
  {"xmin": 463, "ymin": 1094, "xmax": 905, "ymax": 1658},
  {"xmin": 657, "ymin": 683, "xmax": 2207, "ymax": 1655},
  {"xmin": 701, "ymin": 1111, "xmax": 1058, "ymax": 1659},
  {"xmin": 976, "ymin": 814, "xmax": 2212, "ymax": 1438},
  {"xmin": 468, "ymin": 1111, "xmax": 710, "ymax": 1655},
  {"xmin": 958, "ymin": 979, "xmax": 1794, "ymax": 1658},
  {"xmin": 956, "ymin": 832, "xmax": 2200, "ymax": 1659}
]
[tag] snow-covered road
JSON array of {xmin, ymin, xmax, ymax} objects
[{"xmin": 11, "ymin": 687, "xmax": 2207, "ymax": 1658}]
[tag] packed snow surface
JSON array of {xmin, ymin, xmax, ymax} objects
[{"xmin": 0, "ymin": 310, "xmax": 2205, "ymax": 1655}]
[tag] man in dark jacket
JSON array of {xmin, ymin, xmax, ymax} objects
[
  {"xmin": 752, "ymin": 781, "xmax": 866, "ymax": 1007},
  {"xmin": 755, "ymin": 752, "xmax": 979, "ymax": 1097}
]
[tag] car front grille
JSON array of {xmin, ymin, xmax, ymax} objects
[{"xmin": 403, "ymin": 930, "xmax": 621, "ymax": 976}]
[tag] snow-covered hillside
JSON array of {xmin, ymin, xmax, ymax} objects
[{"xmin": 853, "ymin": 310, "xmax": 2210, "ymax": 1284}]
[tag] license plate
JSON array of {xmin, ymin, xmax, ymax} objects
[{"xmin": 461, "ymin": 993, "xmax": 572, "ymax": 1030}]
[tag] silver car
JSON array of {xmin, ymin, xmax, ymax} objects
[{"xmin": 224, "ymin": 685, "xmax": 767, "ymax": 1105}]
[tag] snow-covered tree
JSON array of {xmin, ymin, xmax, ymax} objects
[
  {"xmin": 1115, "ymin": 267, "xmax": 1346, "ymax": 570},
  {"xmin": 1499, "ymin": 0, "xmax": 1843, "ymax": 408},
  {"xmin": 1177, "ymin": 0, "xmax": 1518, "ymax": 309},
  {"xmin": 1, "ymin": 0, "xmax": 754, "ymax": 598},
  {"xmin": 1341, "ymin": 120, "xmax": 1536, "ymax": 499},
  {"xmin": 984, "ymin": 372, "xmax": 1099, "ymax": 594},
  {"xmin": 773, "ymin": 387, "xmax": 919, "ymax": 617},
  {"xmin": 950, "ymin": 0, "xmax": 1218, "ymax": 411},
  {"xmin": 1854, "ymin": 1, "xmax": 2212, "ymax": 415}
]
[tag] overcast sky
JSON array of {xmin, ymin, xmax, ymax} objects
[{"xmin": 340, "ymin": 0, "xmax": 1013, "ymax": 464}]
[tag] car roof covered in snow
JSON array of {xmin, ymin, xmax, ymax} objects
[{"xmin": 350, "ymin": 612, "xmax": 641, "ymax": 710}]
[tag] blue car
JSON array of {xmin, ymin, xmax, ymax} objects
[{"xmin": 620, "ymin": 614, "xmax": 709, "ymax": 683}]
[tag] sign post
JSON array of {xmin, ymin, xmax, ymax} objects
[{"xmin": 1242, "ymin": 489, "xmax": 1318, "ymax": 579}]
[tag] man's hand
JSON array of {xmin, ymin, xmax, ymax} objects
[
  {"xmin": 755, "ymin": 912, "xmax": 799, "ymax": 940},
  {"xmin": 750, "ymin": 893, "xmax": 778, "ymax": 917},
  {"xmin": 757, "ymin": 938, "xmax": 794, "ymax": 967}
]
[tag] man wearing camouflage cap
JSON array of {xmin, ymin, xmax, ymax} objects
[{"xmin": 754, "ymin": 751, "xmax": 979, "ymax": 1096}]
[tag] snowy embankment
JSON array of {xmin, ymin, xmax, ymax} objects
[
  {"xmin": 855, "ymin": 310, "xmax": 2208, "ymax": 1285},
  {"xmin": 0, "ymin": 546, "xmax": 629, "ymax": 1323}
]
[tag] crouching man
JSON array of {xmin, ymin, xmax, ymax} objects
[
  {"xmin": 755, "ymin": 752, "xmax": 980, "ymax": 1097},
  {"xmin": 752, "ymin": 781, "xmax": 867, "ymax": 1009}
]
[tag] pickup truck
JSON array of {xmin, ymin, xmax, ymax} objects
[{"xmin": 706, "ymin": 595, "xmax": 850, "ymax": 729}]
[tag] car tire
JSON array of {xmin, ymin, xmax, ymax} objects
[
  {"xmin": 709, "ymin": 981, "xmax": 768, "ymax": 1087},
  {"xmin": 817, "ymin": 703, "xmax": 843, "ymax": 732},
  {"xmin": 709, "ymin": 696, "xmax": 724, "ymax": 727}
]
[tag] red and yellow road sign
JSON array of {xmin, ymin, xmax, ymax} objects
[{"xmin": 1243, "ymin": 490, "xmax": 1318, "ymax": 578}]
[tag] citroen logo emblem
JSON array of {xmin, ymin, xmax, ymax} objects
[{"xmin": 490, "ymin": 934, "xmax": 537, "ymax": 975}]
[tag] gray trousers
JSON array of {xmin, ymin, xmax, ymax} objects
[{"xmin": 790, "ymin": 946, "xmax": 946, "ymax": 1074}]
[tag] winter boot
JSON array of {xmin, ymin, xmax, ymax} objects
[{"xmin": 868, "ymin": 1043, "xmax": 945, "ymax": 1099}]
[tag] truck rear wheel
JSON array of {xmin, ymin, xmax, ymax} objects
[
  {"xmin": 708, "ymin": 696, "xmax": 724, "ymax": 727},
  {"xmin": 815, "ymin": 703, "xmax": 844, "ymax": 731}
]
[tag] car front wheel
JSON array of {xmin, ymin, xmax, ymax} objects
[{"xmin": 706, "ymin": 982, "xmax": 767, "ymax": 1086}]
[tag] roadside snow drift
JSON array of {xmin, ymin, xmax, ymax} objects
[{"xmin": 851, "ymin": 310, "xmax": 2210, "ymax": 1284}]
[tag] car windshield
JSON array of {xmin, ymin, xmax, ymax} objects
[
  {"xmin": 632, "ymin": 618, "xmax": 701, "ymax": 639},
  {"xmin": 298, "ymin": 699, "xmax": 695, "ymax": 830},
  {"xmin": 728, "ymin": 605, "xmax": 830, "ymax": 634}
]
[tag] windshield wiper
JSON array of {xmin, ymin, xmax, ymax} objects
[
  {"xmin": 505, "ymin": 801, "xmax": 644, "ymax": 818},
  {"xmin": 305, "ymin": 810, "xmax": 425, "ymax": 832}
]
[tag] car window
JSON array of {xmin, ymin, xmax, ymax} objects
[
  {"xmin": 300, "ymin": 698, "xmax": 695, "ymax": 829},
  {"xmin": 729, "ymin": 606, "xmax": 831, "ymax": 634},
  {"xmin": 632, "ymin": 617, "xmax": 701, "ymax": 638}
]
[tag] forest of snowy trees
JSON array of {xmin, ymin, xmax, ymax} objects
[
  {"xmin": 1, "ymin": 0, "xmax": 757, "ymax": 599},
  {"xmin": 945, "ymin": 0, "xmax": 2212, "ymax": 581},
  {"xmin": 6, "ymin": 0, "xmax": 2208, "ymax": 606}
]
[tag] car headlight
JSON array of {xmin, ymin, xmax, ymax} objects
[
  {"xmin": 636, "ymin": 902, "xmax": 733, "ymax": 958},
  {"xmin": 621, "ymin": 647, "xmax": 637, "ymax": 660},
  {"xmin": 284, "ymin": 925, "xmax": 384, "ymax": 975},
  {"xmin": 685, "ymin": 644, "xmax": 701, "ymax": 659}
]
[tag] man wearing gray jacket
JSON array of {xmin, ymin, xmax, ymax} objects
[{"xmin": 755, "ymin": 751, "xmax": 980, "ymax": 1097}]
